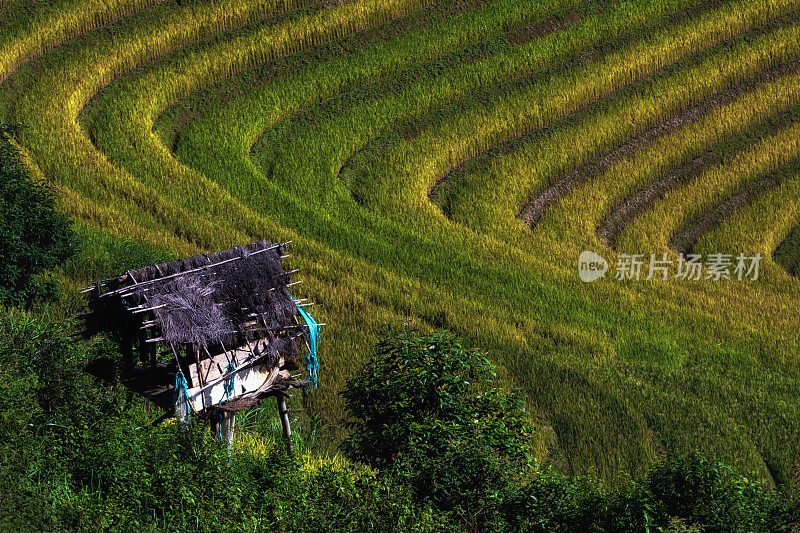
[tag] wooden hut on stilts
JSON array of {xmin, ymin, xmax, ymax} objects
[{"xmin": 80, "ymin": 240, "xmax": 322, "ymax": 453}]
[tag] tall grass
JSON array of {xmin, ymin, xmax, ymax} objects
[
  {"xmin": 3, "ymin": 0, "xmax": 800, "ymax": 483},
  {"xmin": 12, "ymin": 0, "xmax": 334, "ymax": 249},
  {"xmin": 345, "ymin": 0, "xmax": 798, "ymax": 219},
  {"xmin": 444, "ymin": 17, "xmax": 800, "ymax": 240},
  {"xmin": 152, "ymin": 0, "xmax": 800, "ymax": 479},
  {"xmin": 0, "ymin": 0, "xmax": 166, "ymax": 84},
  {"xmin": 86, "ymin": 0, "xmax": 546, "ymax": 240}
]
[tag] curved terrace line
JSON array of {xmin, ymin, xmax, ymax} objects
[
  {"xmin": 9, "ymin": 0, "xmax": 317, "ymax": 250},
  {"xmin": 14, "ymin": 0, "xmax": 435, "ymax": 252},
  {"xmin": 670, "ymin": 175, "xmax": 781, "ymax": 255},
  {"xmin": 596, "ymin": 59, "xmax": 800, "ymax": 249},
  {"xmin": 346, "ymin": 0, "xmax": 729, "ymax": 209},
  {"xmin": 161, "ymin": 0, "xmax": 563, "ymax": 159},
  {"xmin": 258, "ymin": 12, "xmax": 583, "ymax": 184},
  {"xmin": 78, "ymin": 0, "xmax": 330, "ymax": 144},
  {"xmin": 422, "ymin": 0, "xmax": 770, "ymax": 217},
  {"xmin": 670, "ymin": 156, "xmax": 800, "ymax": 255},
  {"xmin": 0, "ymin": 0, "xmax": 166, "ymax": 85}
]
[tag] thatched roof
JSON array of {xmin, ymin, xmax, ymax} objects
[{"xmin": 82, "ymin": 240, "xmax": 303, "ymax": 352}]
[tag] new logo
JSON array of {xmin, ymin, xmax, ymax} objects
[{"xmin": 578, "ymin": 251, "xmax": 608, "ymax": 283}]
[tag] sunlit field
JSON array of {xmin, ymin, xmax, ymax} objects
[{"xmin": 3, "ymin": 0, "xmax": 800, "ymax": 484}]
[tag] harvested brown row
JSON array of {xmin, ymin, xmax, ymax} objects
[
  {"xmin": 596, "ymin": 153, "xmax": 715, "ymax": 248},
  {"xmin": 596, "ymin": 59, "xmax": 800, "ymax": 249},
  {"xmin": 668, "ymin": 174, "xmax": 780, "ymax": 255},
  {"xmin": 524, "ymin": 57, "xmax": 800, "ymax": 233},
  {"xmin": 668, "ymin": 151, "xmax": 800, "ymax": 256},
  {"xmin": 506, "ymin": 8, "xmax": 579, "ymax": 47}
]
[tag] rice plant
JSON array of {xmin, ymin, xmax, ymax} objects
[{"xmin": 3, "ymin": 0, "xmax": 800, "ymax": 484}]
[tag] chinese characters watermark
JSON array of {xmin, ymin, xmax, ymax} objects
[{"xmin": 578, "ymin": 251, "xmax": 761, "ymax": 283}]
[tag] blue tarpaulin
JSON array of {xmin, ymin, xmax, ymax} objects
[{"xmin": 297, "ymin": 306, "xmax": 320, "ymax": 388}]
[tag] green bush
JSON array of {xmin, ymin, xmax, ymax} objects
[
  {"xmin": 341, "ymin": 328, "xmax": 800, "ymax": 532},
  {"xmin": 0, "ymin": 317, "xmax": 797, "ymax": 531},
  {"xmin": 0, "ymin": 312, "xmax": 442, "ymax": 532},
  {"xmin": 340, "ymin": 327, "xmax": 538, "ymax": 529},
  {"xmin": 644, "ymin": 453, "xmax": 781, "ymax": 532},
  {"xmin": 0, "ymin": 126, "xmax": 76, "ymax": 306}
]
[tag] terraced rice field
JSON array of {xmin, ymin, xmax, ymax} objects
[{"xmin": 4, "ymin": 0, "xmax": 800, "ymax": 484}]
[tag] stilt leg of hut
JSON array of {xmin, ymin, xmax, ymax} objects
[
  {"xmin": 148, "ymin": 340, "xmax": 157, "ymax": 369},
  {"xmin": 221, "ymin": 412, "xmax": 236, "ymax": 452},
  {"xmin": 121, "ymin": 336, "xmax": 134, "ymax": 376},
  {"xmin": 176, "ymin": 389, "xmax": 189, "ymax": 425},
  {"xmin": 276, "ymin": 395, "xmax": 293, "ymax": 456}
]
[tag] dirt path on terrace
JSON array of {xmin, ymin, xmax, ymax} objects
[{"xmin": 595, "ymin": 58, "xmax": 800, "ymax": 248}]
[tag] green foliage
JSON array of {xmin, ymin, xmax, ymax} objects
[
  {"xmin": 0, "ymin": 311, "xmax": 445, "ymax": 532},
  {"xmin": 341, "ymin": 328, "xmax": 533, "ymax": 466},
  {"xmin": 0, "ymin": 315, "xmax": 797, "ymax": 531},
  {"xmin": 0, "ymin": 127, "xmax": 76, "ymax": 307},
  {"xmin": 644, "ymin": 453, "xmax": 780, "ymax": 532},
  {"xmin": 340, "ymin": 328, "xmax": 800, "ymax": 532},
  {"xmin": 499, "ymin": 467, "xmax": 610, "ymax": 532},
  {"xmin": 4, "ymin": 0, "xmax": 800, "ymax": 486},
  {"xmin": 341, "ymin": 328, "xmax": 537, "ymax": 527}
]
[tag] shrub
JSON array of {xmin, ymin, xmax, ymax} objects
[
  {"xmin": 0, "ymin": 313, "xmax": 441, "ymax": 532},
  {"xmin": 340, "ymin": 327, "xmax": 537, "ymax": 529},
  {"xmin": 1, "ymin": 318, "xmax": 796, "ymax": 531},
  {"xmin": 644, "ymin": 453, "xmax": 779, "ymax": 532},
  {"xmin": 0, "ymin": 125, "xmax": 76, "ymax": 306}
]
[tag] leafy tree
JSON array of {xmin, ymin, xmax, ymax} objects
[
  {"xmin": 644, "ymin": 453, "xmax": 777, "ymax": 532},
  {"xmin": 340, "ymin": 327, "xmax": 537, "ymax": 529},
  {"xmin": 0, "ymin": 125, "xmax": 76, "ymax": 306}
]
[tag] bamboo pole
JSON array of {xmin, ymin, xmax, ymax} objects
[
  {"xmin": 276, "ymin": 395, "xmax": 293, "ymax": 456},
  {"xmin": 95, "ymin": 242, "xmax": 286, "ymax": 296},
  {"xmin": 221, "ymin": 412, "xmax": 236, "ymax": 452},
  {"xmin": 192, "ymin": 345, "xmax": 208, "ymax": 413}
]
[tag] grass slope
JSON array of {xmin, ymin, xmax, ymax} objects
[{"xmin": 2, "ymin": 0, "xmax": 800, "ymax": 484}]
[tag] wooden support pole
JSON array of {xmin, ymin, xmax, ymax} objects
[
  {"xmin": 276, "ymin": 395, "xmax": 293, "ymax": 456},
  {"xmin": 220, "ymin": 339, "xmax": 238, "ymax": 366},
  {"xmin": 192, "ymin": 345, "xmax": 208, "ymax": 414},
  {"xmin": 148, "ymin": 340, "xmax": 157, "ymax": 368},
  {"xmin": 121, "ymin": 336, "xmax": 134, "ymax": 376},
  {"xmin": 221, "ymin": 411, "xmax": 236, "ymax": 453}
]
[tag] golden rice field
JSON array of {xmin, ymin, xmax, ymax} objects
[{"xmin": 3, "ymin": 0, "xmax": 800, "ymax": 484}]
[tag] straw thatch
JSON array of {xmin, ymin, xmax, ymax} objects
[{"xmin": 81, "ymin": 240, "xmax": 304, "ymax": 368}]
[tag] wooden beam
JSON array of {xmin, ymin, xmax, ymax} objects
[
  {"xmin": 192, "ymin": 346, "xmax": 208, "ymax": 413},
  {"xmin": 97, "ymin": 242, "xmax": 286, "ymax": 297},
  {"xmin": 129, "ymin": 303, "xmax": 166, "ymax": 314},
  {"xmin": 276, "ymin": 395, "xmax": 293, "ymax": 456},
  {"xmin": 187, "ymin": 346, "xmax": 282, "ymax": 398}
]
